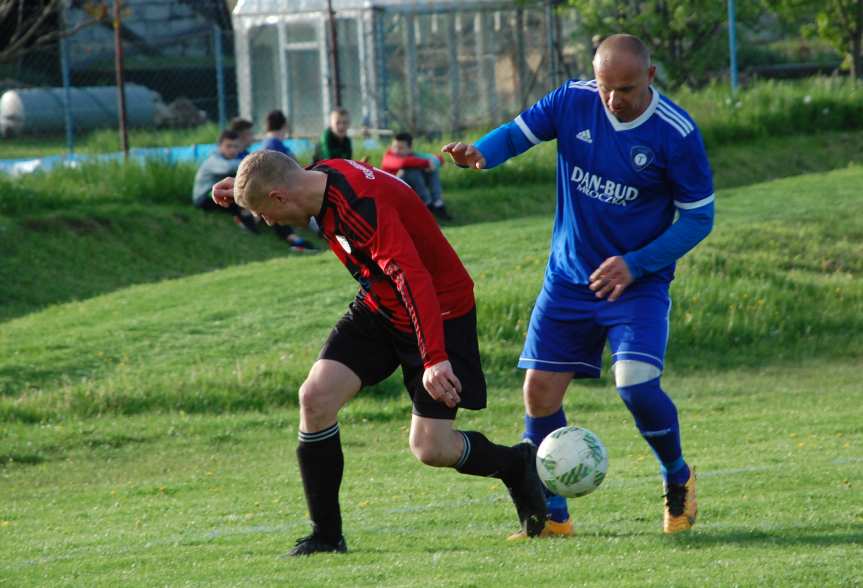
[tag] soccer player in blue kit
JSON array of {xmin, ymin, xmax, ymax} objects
[{"xmin": 443, "ymin": 34, "xmax": 714, "ymax": 536}]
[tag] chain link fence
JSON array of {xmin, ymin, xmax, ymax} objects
[
  {"xmin": 1, "ymin": 0, "xmax": 845, "ymax": 162},
  {"xmin": 377, "ymin": 7, "xmax": 582, "ymax": 135},
  {"xmin": 0, "ymin": 0, "xmax": 236, "ymax": 158}
]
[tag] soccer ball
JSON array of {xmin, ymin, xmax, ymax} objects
[{"xmin": 536, "ymin": 426, "xmax": 608, "ymax": 498}]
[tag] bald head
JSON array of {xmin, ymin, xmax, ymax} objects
[
  {"xmin": 234, "ymin": 150, "xmax": 301, "ymax": 210},
  {"xmin": 593, "ymin": 34, "xmax": 651, "ymax": 73},
  {"xmin": 591, "ymin": 34, "xmax": 655, "ymax": 122}
]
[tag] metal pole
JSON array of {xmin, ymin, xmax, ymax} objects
[
  {"xmin": 213, "ymin": 24, "xmax": 227, "ymax": 130},
  {"xmin": 514, "ymin": 9, "xmax": 527, "ymax": 109},
  {"xmin": 403, "ymin": 13, "xmax": 418, "ymax": 131},
  {"xmin": 545, "ymin": 0, "xmax": 558, "ymax": 87},
  {"xmin": 59, "ymin": 36, "xmax": 75, "ymax": 156},
  {"xmin": 447, "ymin": 13, "xmax": 460, "ymax": 132},
  {"xmin": 327, "ymin": 0, "xmax": 343, "ymax": 108},
  {"xmin": 373, "ymin": 8, "xmax": 387, "ymax": 129},
  {"xmin": 476, "ymin": 12, "xmax": 497, "ymax": 125},
  {"xmin": 728, "ymin": 0, "xmax": 738, "ymax": 95},
  {"xmin": 113, "ymin": 0, "xmax": 129, "ymax": 158}
]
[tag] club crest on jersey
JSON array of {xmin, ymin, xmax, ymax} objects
[
  {"xmin": 630, "ymin": 146, "xmax": 654, "ymax": 171},
  {"xmin": 335, "ymin": 235, "xmax": 352, "ymax": 254}
]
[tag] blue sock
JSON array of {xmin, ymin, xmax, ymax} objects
[
  {"xmin": 617, "ymin": 377, "xmax": 690, "ymax": 486},
  {"xmin": 523, "ymin": 408, "xmax": 569, "ymax": 522}
]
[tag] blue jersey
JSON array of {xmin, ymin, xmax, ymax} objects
[
  {"xmin": 515, "ymin": 79, "xmax": 714, "ymax": 286},
  {"xmin": 263, "ymin": 136, "xmax": 296, "ymax": 159}
]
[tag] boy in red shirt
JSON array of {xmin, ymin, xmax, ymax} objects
[{"xmin": 381, "ymin": 132, "xmax": 452, "ymax": 221}]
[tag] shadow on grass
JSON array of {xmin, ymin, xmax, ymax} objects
[
  {"xmin": 0, "ymin": 431, "xmax": 151, "ymax": 469},
  {"xmin": 0, "ymin": 453, "xmax": 46, "ymax": 466},
  {"xmin": 587, "ymin": 524, "xmax": 863, "ymax": 548},
  {"xmin": 673, "ymin": 524, "xmax": 863, "ymax": 548}
]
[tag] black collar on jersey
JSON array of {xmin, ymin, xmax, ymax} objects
[{"xmin": 310, "ymin": 163, "xmax": 336, "ymax": 237}]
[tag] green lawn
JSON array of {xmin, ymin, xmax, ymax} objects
[
  {"xmin": 1, "ymin": 162, "xmax": 861, "ymax": 584},
  {"xmin": 1, "ymin": 364, "xmax": 860, "ymax": 586}
]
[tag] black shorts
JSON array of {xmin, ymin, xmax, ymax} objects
[{"xmin": 319, "ymin": 301, "xmax": 487, "ymax": 419}]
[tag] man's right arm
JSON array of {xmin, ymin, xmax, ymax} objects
[
  {"xmin": 443, "ymin": 82, "xmax": 566, "ymax": 169},
  {"xmin": 472, "ymin": 121, "xmax": 538, "ymax": 169}
]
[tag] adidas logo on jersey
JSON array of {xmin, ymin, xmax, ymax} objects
[{"xmin": 576, "ymin": 129, "xmax": 593, "ymax": 143}]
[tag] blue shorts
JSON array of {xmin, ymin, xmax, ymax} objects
[{"xmin": 518, "ymin": 277, "xmax": 671, "ymax": 378}]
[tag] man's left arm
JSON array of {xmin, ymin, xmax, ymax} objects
[
  {"xmin": 622, "ymin": 202, "xmax": 714, "ymax": 280},
  {"xmin": 591, "ymin": 130, "xmax": 714, "ymax": 301},
  {"xmin": 362, "ymin": 203, "xmax": 462, "ymax": 407},
  {"xmin": 624, "ymin": 129, "xmax": 715, "ymax": 279}
]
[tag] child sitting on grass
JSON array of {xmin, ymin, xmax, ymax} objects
[{"xmin": 381, "ymin": 132, "xmax": 452, "ymax": 221}]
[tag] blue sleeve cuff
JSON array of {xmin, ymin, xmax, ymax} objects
[
  {"xmin": 624, "ymin": 202, "xmax": 715, "ymax": 279},
  {"xmin": 474, "ymin": 121, "xmax": 535, "ymax": 169}
]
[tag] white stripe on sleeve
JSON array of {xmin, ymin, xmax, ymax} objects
[
  {"xmin": 514, "ymin": 114, "xmax": 541, "ymax": 145},
  {"xmin": 675, "ymin": 194, "xmax": 715, "ymax": 210}
]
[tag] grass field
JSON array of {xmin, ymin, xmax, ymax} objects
[
  {"xmin": 1, "ymin": 158, "xmax": 862, "ymax": 585},
  {"xmin": 1, "ymin": 366, "xmax": 860, "ymax": 586}
]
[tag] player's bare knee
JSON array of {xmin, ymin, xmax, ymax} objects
[
  {"xmin": 410, "ymin": 439, "xmax": 445, "ymax": 466},
  {"xmin": 409, "ymin": 431, "xmax": 448, "ymax": 466},
  {"xmin": 523, "ymin": 379, "xmax": 563, "ymax": 415},
  {"xmin": 298, "ymin": 378, "xmax": 338, "ymax": 426}
]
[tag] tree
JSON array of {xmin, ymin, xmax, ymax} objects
[
  {"xmin": 0, "ymin": 0, "xmax": 107, "ymax": 64},
  {"xmin": 771, "ymin": 0, "xmax": 863, "ymax": 79},
  {"xmin": 565, "ymin": 0, "xmax": 762, "ymax": 87}
]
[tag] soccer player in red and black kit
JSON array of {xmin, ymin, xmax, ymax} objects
[{"xmin": 211, "ymin": 151, "xmax": 547, "ymax": 556}]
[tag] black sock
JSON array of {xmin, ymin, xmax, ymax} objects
[
  {"xmin": 453, "ymin": 431, "xmax": 520, "ymax": 483},
  {"xmin": 296, "ymin": 423, "xmax": 344, "ymax": 543}
]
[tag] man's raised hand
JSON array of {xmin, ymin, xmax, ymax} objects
[{"xmin": 441, "ymin": 142, "xmax": 486, "ymax": 170}]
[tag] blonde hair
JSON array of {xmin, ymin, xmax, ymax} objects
[{"xmin": 234, "ymin": 150, "xmax": 301, "ymax": 210}]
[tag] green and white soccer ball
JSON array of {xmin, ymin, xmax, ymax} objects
[{"xmin": 536, "ymin": 426, "xmax": 608, "ymax": 498}]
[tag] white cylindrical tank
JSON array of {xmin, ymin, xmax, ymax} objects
[{"xmin": 0, "ymin": 84, "xmax": 161, "ymax": 136}]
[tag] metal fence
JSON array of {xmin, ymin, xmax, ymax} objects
[
  {"xmin": 0, "ymin": 0, "xmax": 236, "ymax": 155},
  {"xmin": 377, "ymin": 7, "xmax": 585, "ymax": 135},
  {"xmin": 0, "ymin": 0, "xmax": 843, "ymax": 161}
]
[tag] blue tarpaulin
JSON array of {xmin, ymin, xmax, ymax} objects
[{"xmin": 0, "ymin": 138, "xmax": 313, "ymax": 176}]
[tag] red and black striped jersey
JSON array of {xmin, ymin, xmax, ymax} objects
[{"xmin": 310, "ymin": 159, "xmax": 475, "ymax": 368}]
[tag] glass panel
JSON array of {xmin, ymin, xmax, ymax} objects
[
  {"xmin": 335, "ymin": 18, "xmax": 363, "ymax": 126},
  {"xmin": 286, "ymin": 48, "xmax": 323, "ymax": 136},
  {"xmin": 249, "ymin": 24, "xmax": 282, "ymax": 130},
  {"xmin": 285, "ymin": 21, "xmax": 317, "ymax": 45}
]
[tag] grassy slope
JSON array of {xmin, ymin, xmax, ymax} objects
[
  {"xmin": 0, "ymin": 205, "xmax": 307, "ymax": 322},
  {"xmin": 3, "ymin": 129, "xmax": 863, "ymax": 324},
  {"xmin": 1, "ymin": 166, "xmax": 861, "ymax": 421}
]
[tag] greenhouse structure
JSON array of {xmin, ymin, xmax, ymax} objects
[{"xmin": 231, "ymin": 0, "xmax": 581, "ymax": 137}]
